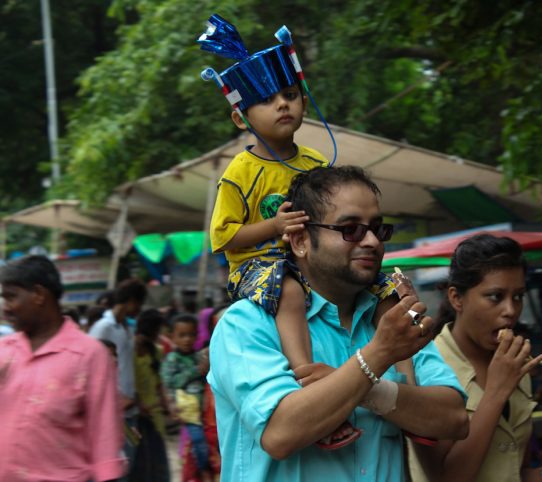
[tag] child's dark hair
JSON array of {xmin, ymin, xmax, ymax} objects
[
  {"xmin": 171, "ymin": 312, "xmax": 199, "ymax": 328},
  {"xmin": 136, "ymin": 309, "xmax": 166, "ymax": 374},
  {"xmin": 449, "ymin": 233, "xmax": 526, "ymax": 295}
]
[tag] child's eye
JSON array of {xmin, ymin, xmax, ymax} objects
[
  {"xmin": 513, "ymin": 293, "xmax": 525, "ymax": 302},
  {"xmin": 284, "ymin": 91, "xmax": 298, "ymax": 100}
]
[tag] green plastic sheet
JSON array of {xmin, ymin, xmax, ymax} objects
[{"xmin": 133, "ymin": 231, "xmax": 206, "ymax": 265}]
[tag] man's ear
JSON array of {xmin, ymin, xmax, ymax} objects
[
  {"xmin": 231, "ymin": 110, "xmax": 248, "ymax": 131},
  {"xmin": 448, "ymin": 286, "xmax": 462, "ymax": 313},
  {"xmin": 32, "ymin": 284, "xmax": 48, "ymax": 306},
  {"xmin": 289, "ymin": 229, "xmax": 308, "ymax": 258}
]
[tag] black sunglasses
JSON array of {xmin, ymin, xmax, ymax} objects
[{"xmin": 305, "ymin": 222, "xmax": 394, "ymax": 242}]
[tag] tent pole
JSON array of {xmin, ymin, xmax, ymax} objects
[
  {"xmin": 107, "ymin": 196, "xmax": 130, "ymax": 289},
  {"xmin": 51, "ymin": 202, "xmax": 61, "ymax": 258},
  {"xmin": 196, "ymin": 159, "xmax": 219, "ymax": 308}
]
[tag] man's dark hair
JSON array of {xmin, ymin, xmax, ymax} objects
[
  {"xmin": 0, "ymin": 255, "xmax": 63, "ymax": 300},
  {"xmin": 113, "ymin": 278, "xmax": 147, "ymax": 305},
  {"xmin": 286, "ymin": 165, "xmax": 381, "ymax": 247},
  {"xmin": 96, "ymin": 290, "xmax": 115, "ymax": 309}
]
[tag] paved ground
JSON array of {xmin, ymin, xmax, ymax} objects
[{"xmin": 166, "ymin": 434, "xmax": 181, "ymax": 481}]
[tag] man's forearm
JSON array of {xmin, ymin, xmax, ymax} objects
[
  {"xmin": 261, "ymin": 356, "xmax": 374, "ymax": 459},
  {"xmin": 384, "ymin": 385, "xmax": 468, "ymax": 440}
]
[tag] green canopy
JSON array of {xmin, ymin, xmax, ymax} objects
[
  {"xmin": 133, "ymin": 231, "xmax": 205, "ymax": 265},
  {"xmin": 430, "ymin": 186, "xmax": 521, "ymax": 225}
]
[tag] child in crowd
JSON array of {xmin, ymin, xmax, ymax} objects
[
  {"xmin": 161, "ymin": 314, "xmax": 212, "ymax": 482},
  {"xmin": 198, "ymin": 15, "xmax": 398, "ymax": 449}
]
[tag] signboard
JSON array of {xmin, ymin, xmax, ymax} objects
[{"xmin": 55, "ymin": 257, "xmax": 110, "ymax": 306}]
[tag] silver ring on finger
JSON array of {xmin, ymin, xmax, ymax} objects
[{"xmin": 407, "ymin": 309, "xmax": 422, "ymax": 325}]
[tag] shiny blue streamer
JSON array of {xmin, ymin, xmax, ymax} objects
[
  {"xmin": 197, "ymin": 14, "xmax": 249, "ymax": 60},
  {"xmin": 221, "ymin": 45, "xmax": 297, "ymax": 111}
]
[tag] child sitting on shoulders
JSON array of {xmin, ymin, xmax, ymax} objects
[{"xmin": 198, "ymin": 14, "xmax": 400, "ymax": 450}]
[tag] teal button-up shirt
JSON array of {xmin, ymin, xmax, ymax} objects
[{"xmin": 209, "ymin": 290, "xmax": 464, "ymax": 482}]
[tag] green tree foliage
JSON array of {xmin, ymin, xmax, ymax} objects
[
  {"xmin": 3, "ymin": 0, "xmax": 537, "ymax": 211},
  {"xmin": 0, "ymin": 0, "xmax": 117, "ymax": 252}
]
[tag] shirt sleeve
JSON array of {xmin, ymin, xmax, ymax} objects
[
  {"xmin": 210, "ymin": 178, "xmax": 247, "ymax": 253},
  {"xmin": 86, "ymin": 343, "xmax": 125, "ymax": 481},
  {"xmin": 413, "ymin": 340, "xmax": 468, "ymax": 402},
  {"xmin": 208, "ymin": 301, "xmax": 300, "ymax": 446}
]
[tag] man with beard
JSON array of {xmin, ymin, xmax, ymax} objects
[
  {"xmin": 208, "ymin": 165, "xmax": 469, "ymax": 482},
  {"xmin": 0, "ymin": 255, "xmax": 124, "ymax": 482}
]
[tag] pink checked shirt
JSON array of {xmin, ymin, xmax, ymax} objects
[{"xmin": 0, "ymin": 319, "xmax": 125, "ymax": 482}]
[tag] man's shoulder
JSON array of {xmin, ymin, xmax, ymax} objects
[
  {"xmin": 216, "ymin": 299, "xmax": 269, "ymax": 326},
  {"xmin": 88, "ymin": 311, "xmax": 115, "ymax": 334}
]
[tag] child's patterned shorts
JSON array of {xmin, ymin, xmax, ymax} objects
[{"xmin": 227, "ymin": 257, "xmax": 397, "ymax": 316}]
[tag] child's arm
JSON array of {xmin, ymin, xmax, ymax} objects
[{"xmin": 222, "ymin": 201, "xmax": 308, "ymax": 251}]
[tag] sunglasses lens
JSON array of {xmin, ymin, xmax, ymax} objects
[
  {"xmin": 343, "ymin": 225, "xmax": 368, "ymax": 242},
  {"xmin": 377, "ymin": 224, "xmax": 394, "ymax": 241}
]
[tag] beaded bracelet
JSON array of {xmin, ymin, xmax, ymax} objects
[{"xmin": 355, "ymin": 348, "xmax": 380, "ymax": 384}]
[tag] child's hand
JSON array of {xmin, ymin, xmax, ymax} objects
[
  {"xmin": 294, "ymin": 362, "xmax": 335, "ymax": 387},
  {"xmin": 273, "ymin": 202, "xmax": 309, "ymax": 237}
]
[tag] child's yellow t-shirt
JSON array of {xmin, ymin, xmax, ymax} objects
[{"xmin": 210, "ymin": 145, "xmax": 328, "ymax": 274}]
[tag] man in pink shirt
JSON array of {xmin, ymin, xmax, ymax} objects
[{"xmin": 0, "ymin": 255, "xmax": 126, "ymax": 482}]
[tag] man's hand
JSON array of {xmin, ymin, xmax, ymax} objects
[
  {"xmin": 366, "ymin": 295, "xmax": 434, "ymax": 373},
  {"xmin": 273, "ymin": 201, "xmax": 309, "ymax": 237}
]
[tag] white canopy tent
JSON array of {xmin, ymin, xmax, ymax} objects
[
  {"xmin": 4, "ymin": 118, "xmax": 541, "ymax": 291},
  {"xmin": 115, "ymin": 118, "xmax": 541, "ymax": 227}
]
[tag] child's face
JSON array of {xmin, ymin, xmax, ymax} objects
[
  {"xmin": 244, "ymin": 85, "xmax": 306, "ymax": 141},
  {"xmin": 172, "ymin": 321, "xmax": 197, "ymax": 354}
]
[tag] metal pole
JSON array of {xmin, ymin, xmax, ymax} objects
[
  {"xmin": 196, "ymin": 159, "xmax": 219, "ymax": 308},
  {"xmin": 107, "ymin": 197, "xmax": 130, "ymax": 289},
  {"xmin": 40, "ymin": 0, "xmax": 60, "ymax": 181}
]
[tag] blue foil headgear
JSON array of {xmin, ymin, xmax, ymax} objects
[{"xmin": 198, "ymin": 15, "xmax": 297, "ymax": 111}]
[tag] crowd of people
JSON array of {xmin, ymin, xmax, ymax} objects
[
  {"xmin": 0, "ymin": 258, "xmax": 223, "ymax": 482},
  {"xmin": 2, "ymin": 13, "xmax": 542, "ymax": 482}
]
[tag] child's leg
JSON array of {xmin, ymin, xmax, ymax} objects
[
  {"xmin": 276, "ymin": 274, "xmax": 312, "ymax": 369},
  {"xmin": 186, "ymin": 423, "xmax": 210, "ymax": 471},
  {"xmin": 277, "ymin": 275, "xmax": 362, "ymax": 450}
]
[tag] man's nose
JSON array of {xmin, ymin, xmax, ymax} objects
[{"xmin": 359, "ymin": 229, "xmax": 380, "ymax": 247}]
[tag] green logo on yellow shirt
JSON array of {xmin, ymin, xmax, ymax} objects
[{"xmin": 260, "ymin": 193, "xmax": 285, "ymax": 220}]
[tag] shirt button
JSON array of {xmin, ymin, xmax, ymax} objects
[
  {"xmin": 498, "ymin": 442, "xmax": 508, "ymax": 453},
  {"xmin": 360, "ymin": 468, "xmax": 366, "ymax": 475}
]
